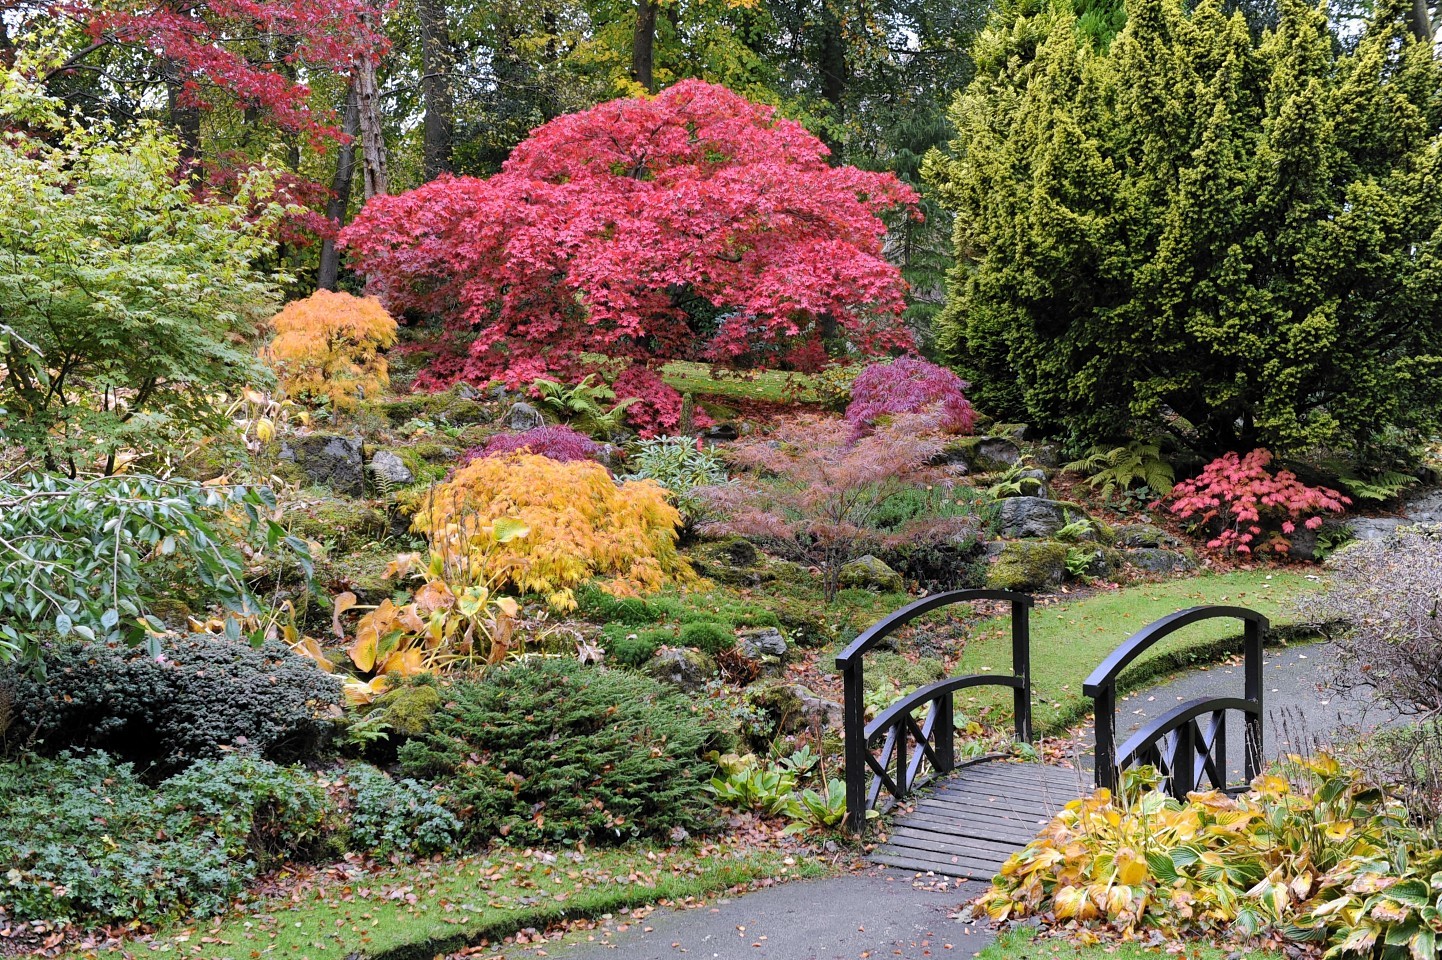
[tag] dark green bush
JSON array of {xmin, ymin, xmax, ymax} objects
[
  {"xmin": 0, "ymin": 752, "xmax": 328, "ymax": 925},
  {"xmin": 397, "ymin": 659, "xmax": 722, "ymax": 845},
  {"xmin": 680, "ymin": 621, "xmax": 734, "ymax": 655},
  {"xmin": 4, "ymin": 635, "xmax": 343, "ymax": 773}
]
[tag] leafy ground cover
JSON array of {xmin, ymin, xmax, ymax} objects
[
  {"xmin": 978, "ymin": 927, "xmax": 1267, "ymax": 960},
  {"xmin": 75, "ymin": 843, "xmax": 823, "ymax": 959},
  {"xmin": 905, "ymin": 571, "xmax": 1316, "ymax": 734},
  {"xmin": 661, "ymin": 361, "xmax": 819, "ymax": 405}
]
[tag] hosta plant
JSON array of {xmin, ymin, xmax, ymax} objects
[
  {"xmin": 977, "ymin": 756, "xmax": 1442, "ymax": 959},
  {"xmin": 1169, "ymin": 449, "xmax": 1349, "ymax": 555},
  {"xmin": 294, "ymin": 528, "xmax": 528, "ymax": 704}
]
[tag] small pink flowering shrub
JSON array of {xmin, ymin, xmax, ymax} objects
[
  {"xmin": 1168, "ymin": 449, "xmax": 1350, "ymax": 555},
  {"xmin": 844, "ymin": 358, "xmax": 976, "ymax": 435},
  {"xmin": 613, "ymin": 366, "xmax": 712, "ymax": 439},
  {"xmin": 465, "ymin": 425, "xmax": 605, "ymax": 464}
]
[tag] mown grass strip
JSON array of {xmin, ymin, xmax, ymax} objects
[
  {"xmin": 90, "ymin": 846, "xmax": 821, "ymax": 960},
  {"xmin": 978, "ymin": 927, "xmax": 1268, "ymax": 960},
  {"xmin": 945, "ymin": 570, "xmax": 1319, "ymax": 734}
]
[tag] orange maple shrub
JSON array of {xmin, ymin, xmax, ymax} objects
[
  {"xmin": 412, "ymin": 453, "xmax": 691, "ymax": 609},
  {"xmin": 263, "ymin": 290, "xmax": 397, "ymax": 410}
]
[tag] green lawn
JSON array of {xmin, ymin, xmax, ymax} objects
[
  {"xmin": 942, "ymin": 570, "xmax": 1317, "ymax": 733},
  {"xmin": 661, "ymin": 361, "xmax": 819, "ymax": 405},
  {"xmin": 91, "ymin": 845, "xmax": 823, "ymax": 960},
  {"xmin": 979, "ymin": 927, "xmax": 1267, "ymax": 960}
]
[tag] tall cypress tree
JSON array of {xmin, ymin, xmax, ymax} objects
[{"xmin": 928, "ymin": 0, "xmax": 1442, "ymax": 458}]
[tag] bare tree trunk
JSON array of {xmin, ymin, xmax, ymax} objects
[
  {"xmin": 417, "ymin": 0, "xmax": 455, "ymax": 179},
  {"xmin": 163, "ymin": 58, "xmax": 201, "ymax": 175},
  {"xmin": 318, "ymin": 84, "xmax": 361, "ymax": 291},
  {"xmin": 355, "ymin": 55, "xmax": 389, "ymax": 199},
  {"xmin": 632, "ymin": 0, "xmax": 658, "ymax": 93},
  {"xmin": 1410, "ymin": 0, "xmax": 1434, "ymax": 43}
]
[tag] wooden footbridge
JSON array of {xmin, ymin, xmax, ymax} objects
[{"xmin": 837, "ymin": 590, "xmax": 1268, "ymax": 879}]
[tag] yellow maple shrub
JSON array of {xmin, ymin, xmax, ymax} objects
[
  {"xmin": 412, "ymin": 453, "xmax": 691, "ymax": 608},
  {"xmin": 263, "ymin": 290, "xmax": 397, "ymax": 410}
]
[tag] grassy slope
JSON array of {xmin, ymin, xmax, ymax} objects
[
  {"xmin": 661, "ymin": 361, "xmax": 817, "ymax": 404},
  {"xmin": 978, "ymin": 928, "xmax": 1267, "ymax": 960},
  {"xmin": 940, "ymin": 570, "xmax": 1316, "ymax": 734},
  {"xmin": 92, "ymin": 846, "xmax": 822, "ymax": 960}
]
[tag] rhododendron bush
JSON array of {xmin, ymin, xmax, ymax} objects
[
  {"xmin": 1168, "ymin": 449, "xmax": 1349, "ymax": 555},
  {"xmin": 341, "ymin": 80, "xmax": 919, "ymax": 391},
  {"xmin": 845, "ymin": 358, "xmax": 975, "ymax": 436}
]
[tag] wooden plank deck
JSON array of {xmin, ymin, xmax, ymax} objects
[{"xmin": 870, "ymin": 762, "xmax": 1086, "ymax": 879}]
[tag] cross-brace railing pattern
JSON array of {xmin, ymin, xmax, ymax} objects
[
  {"xmin": 1084, "ymin": 606, "xmax": 1268, "ymax": 799},
  {"xmin": 837, "ymin": 589, "xmax": 1034, "ymax": 834}
]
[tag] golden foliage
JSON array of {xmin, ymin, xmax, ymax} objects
[
  {"xmin": 413, "ymin": 453, "xmax": 691, "ymax": 609},
  {"xmin": 263, "ymin": 290, "xmax": 397, "ymax": 410}
]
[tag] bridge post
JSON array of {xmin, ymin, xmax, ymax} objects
[
  {"xmin": 1011, "ymin": 600, "xmax": 1033, "ymax": 744},
  {"xmin": 842, "ymin": 658, "xmax": 867, "ymax": 834},
  {"xmin": 1242, "ymin": 614, "xmax": 1267, "ymax": 783},
  {"xmin": 1093, "ymin": 683, "xmax": 1117, "ymax": 793},
  {"xmin": 934, "ymin": 696, "xmax": 956, "ymax": 774}
]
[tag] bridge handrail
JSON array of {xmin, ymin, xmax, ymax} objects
[
  {"xmin": 1082, "ymin": 605, "xmax": 1269, "ymax": 696},
  {"xmin": 1088, "ymin": 605, "xmax": 1269, "ymax": 796},
  {"xmin": 839, "ymin": 589, "xmax": 1035, "ymax": 834}
]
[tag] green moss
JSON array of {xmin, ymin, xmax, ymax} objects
[
  {"xmin": 679, "ymin": 621, "xmax": 735, "ymax": 655},
  {"xmin": 577, "ymin": 583, "xmax": 669, "ymax": 626},
  {"xmin": 602, "ymin": 625, "xmax": 678, "ymax": 666},
  {"xmin": 374, "ymin": 386, "xmax": 493, "ymax": 427},
  {"xmin": 376, "ymin": 683, "xmax": 441, "ymax": 738},
  {"xmin": 985, "ymin": 540, "xmax": 1069, "ymax": 591},
  {"xmin": 289, "ymin": 500, "xmax": 390, "ymax": 552}
]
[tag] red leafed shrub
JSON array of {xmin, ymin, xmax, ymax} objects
[
  {"xmin": 612, "ymin": 367, "xmax": 712, "ymax": 439},
  {"xmin": 844, "ymin": 358, "xmax": 976, "ymax": 436},
  {"xmin": 463, "ymin": 425, "xmax": 606, "ymax": 464},
  {"xmin": 340, "ymin": 80, "xmax": 918, "ymax": 391},
  {"xmin": 1168, "ymin": 449, "xmax": 1350, "ymax": 555}
]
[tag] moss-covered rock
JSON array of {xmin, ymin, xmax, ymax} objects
[
  {"xmin": 289, "ymin": 500, "xmax": 390, "ymax": 552},
  {"xmin": 985, "ymin": 540, "xmax": 1069, "ymax": 591},
  {"xmin": 936, "ymin": 435, "xmax": 1023, "ymax": 473},
  {"xmin": 686, "ymin": 537, "xmax": 761, "ymax": 586},
  {"xmin": 645, "ymin": 648, "xmax": 716, "ymax": 692},
  {"xmin": 373, "ymin": 386, "xmax": 493, "ymax": 427},
  {"xmin": 838, "ymin": 554, "xmax": 904, "ymax": 592},
  {"xmin": 376, "ymin": 683, "xmax": 441, "ymax": 737}
]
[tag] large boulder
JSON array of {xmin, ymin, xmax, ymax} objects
[
  {"xmin": 1125, "ymin": 547, "xmax": 1195, "ymax": 575},
  {"xmin": 505, "ymin": 401, "xmax": 546, "ymax": 432},
  {"xmin": 934, "ymin": 436, "xmax": 1023, "ymax": 473},
  {"xmin": 280, "ymin": 434, "xmax": 365, "ymax": 496},
  {"xmin": 737, "ymin": 627, "xmax": 789, "ymax": 661},
  {"xmin": 751, "ymin": 683, "xmax": 845, "ymax": 735},
  {"xmin": 1347, "ymin": 518, "xmax": 1405, "ymax": 541},
  {"xmin": 839, "ymin": 554, "xmax": 905, "ymax": 593},
  {"xmin": 995, "ymin": 496, "xmax": 1069, "ymax": 539},
  {"xmin": 1114, "ymin": 524, "xmax": 1180, "ymax": 549},
  {"xmin": 369, "ymin": 449, "xmax": 414, "ymax": 488},
  {"xmin": 985, "ymin": 541, "xmax": 1069, "ymax": 591}
]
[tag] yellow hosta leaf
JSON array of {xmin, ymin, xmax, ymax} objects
[
  {"xmin": 332, "ymin": 591, "xmax": 358, "ymax": 639},
  {"xmin": 379, "ymin": 647, "xmax": 427, "ymax": 677},
  {"xmin": 254, "ymin": 417, "xmax": 275, "ymax": 442},
  {"xmin": 348, "ymin": 620, "xmax": 380, "ymax": 672},
  {"xmin": 343, "ymin": 676, "xmax": 389, "ymax": 705}
]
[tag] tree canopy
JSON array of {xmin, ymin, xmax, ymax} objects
[
  {"xmin": 342, "ymin": 80, "xmax": 919, "ymax": 388},
  {"xmin": 927, "ymin": 0, "xmax": 1442, "ymax": 457}
]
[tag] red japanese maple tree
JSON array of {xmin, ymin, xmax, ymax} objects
[{"xmin": 341, "ymin": 80, "xmax": 920, "ymax": 390}]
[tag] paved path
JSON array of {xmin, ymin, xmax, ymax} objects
[
  {"xmin": 548, "ymin": 870, "xmax": 992, "ymax": 960},
  {"xmin": 542, "ymin": 641, "xmax": 1377, "ymax": 960}
]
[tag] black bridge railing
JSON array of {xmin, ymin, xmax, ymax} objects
[
  {"xmin": 1084, "ymin": 605, "xmax": 1268, "ymax": 798},
  {"xmin": 837, "ymin": 589, "xmax": 1034, "ymax": 834}
]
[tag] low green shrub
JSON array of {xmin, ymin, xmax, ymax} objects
[
  {"xmin": 680, "ymin": 621, "xmax": 735, "ymax": 655},
  {"xmin": 605, "ymin": 626, "xmax": 676, "ymax": 667},
  {"xmin": 0, "ymin": 752, "xmax": 328, "ymax": 926},
  {"xmin": 397, "ymin": 659, "xmax": 723, "ymax": 845},
  {"xmin": 343, "ymin": 764, "xmax": 461, "ymax": 858},
  {"xmin": 4, "ymin": 635, "xmax": 343, "ymax": 773},
  {"xmin": 575, "ymin": 582, "xmax": 668, "ymax": 626}
]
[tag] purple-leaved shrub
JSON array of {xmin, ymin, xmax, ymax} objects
[{"xmin": 844, "ymin": 358, "xmax": 976, "ymax": 436}]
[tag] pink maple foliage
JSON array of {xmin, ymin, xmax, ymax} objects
[
  {"xmin": 1168, "ymin": 449, "xmax": 1350, "ymax": 555},
  {"xmin": 845, "ymin": 358, "xmax": 976, "ymax": 436},
  {"xmin": 340, "ymin": 80, "xmax": 920, "ymax": 391},
  {"xmin": 464, "ymin": 425, "xmax": 606, "ymax": 465}
]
